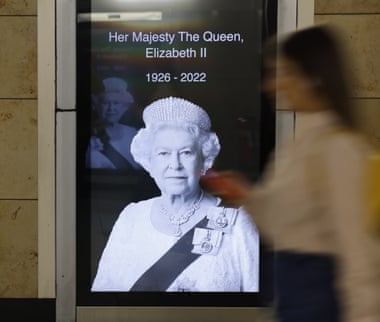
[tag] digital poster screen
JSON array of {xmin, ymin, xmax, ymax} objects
[{"xmin": 76, "ymin": 0, "xmax": 275, "ymax": 306}]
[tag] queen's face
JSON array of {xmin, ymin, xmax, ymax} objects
[
  {"xmin": 149, "ymin": 127, "xmax": 204, "ymax": 198},
  {"xmin": 97, "ymin": 92, "xmax": 130, "ymax": 125}
]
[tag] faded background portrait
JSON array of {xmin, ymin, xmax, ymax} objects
[{"xmin": 86, "ymin": 76, "xmax": 141, "ymax": 170}]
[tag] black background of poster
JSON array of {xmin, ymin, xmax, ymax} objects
[{"xmin": 77, "ymin": 0, "xmax": 276, "ymax": 306}]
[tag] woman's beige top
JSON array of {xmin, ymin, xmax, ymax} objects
[{"xmin": 244, "ymin": 110, "xmax": 380, "ymax": 322}]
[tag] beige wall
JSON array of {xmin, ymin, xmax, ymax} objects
[
  {"xmin": 313, "ymin": 1, "xmax": 380, "ymax": 147},
  {"xmin": 0, "ymin": 0, "xmax": 38, "ymax": 298}
]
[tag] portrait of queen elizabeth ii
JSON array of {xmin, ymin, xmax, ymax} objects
[{"xmin": 91, "ymin": 96, "xmax": 259, "ymax": 292}]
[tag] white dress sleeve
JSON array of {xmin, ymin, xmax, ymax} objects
[{"xmin": 91, "ymin": 203, "xmax": 137, "ymax": 291}]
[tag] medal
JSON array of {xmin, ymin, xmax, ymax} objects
[
  {"xmin": 215, "ymin": 213, "xmax": 228, "ymax": 228},
  {"xmin": 192, "ymin": 228, "xmax": 222, "ymax": 256},
  {"xmin": 206, "ymin": 206, "xmax": 237, "ymax": 233},
  {"xmin": 200, "ymin": 230, "xmax": 213, "ymax": 253}
]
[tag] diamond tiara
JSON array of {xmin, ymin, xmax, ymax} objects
[{"xmin": 143, "ymin": 96, "xmax": 211, "ymax": 131}]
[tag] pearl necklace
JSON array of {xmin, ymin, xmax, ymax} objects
[{"xmin": 160, "ymin": 190, "xmax": 204, "ymax": 237}]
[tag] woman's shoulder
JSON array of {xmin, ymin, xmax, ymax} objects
[
  {"xmin": 110, "ymin": 197, "xmax": 159, "ymax": 233},
  {"xmin": 120, "ymin": 196, "xmax": 160, "ymax": 215},
  {"xmin": 118, "ymin": 124, "xmax": 138, "ymax": 136}
]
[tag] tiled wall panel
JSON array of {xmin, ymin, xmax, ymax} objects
[
  {"xmin": 0, "ymin": 0, "xmax": 38, "ymax": 299},
  {"xmin": 0, "ymin": 101, "xmax": 37, "ymax": 198},
  {"xmin": 315, "ymin": 14, "xmax": 380, "ymax": 98},
  {"xmin": 353, "ymin": 98, "xmax": 380, "ymax": 148},
  {"xmin": 0, "ymin": 16, "xmax": 37, "ymax": 98},
  {"xmin": 0, "ymin": 200, "xmax": 37, "ymax": 297},
  {"xmin": 0, "ymin": 0, "xmax": 37, "ymax": 15},
  {"xmin": 316, "ymin": 0, "xmax": 380, "ymax": 14},
  {"xmin": 314, "ymin": 0, "xmax": 380, "ymax": 144}
]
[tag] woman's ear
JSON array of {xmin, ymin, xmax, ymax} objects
[{"xmin": 202, "ymin": 158, "xmax": 213, "ymax": 175}]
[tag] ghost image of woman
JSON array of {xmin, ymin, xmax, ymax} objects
[
  {"xmin": 86, "ymin": 77, "xmax": 141, "ymax": 170},
  {"xmin": 91, "ymin": 97, "xmax": 259, "ymax": 292}
]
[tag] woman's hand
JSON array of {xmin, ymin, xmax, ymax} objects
[{"xmin": 200, "ymin": 169, "xmax": 251, "ymax": 206}]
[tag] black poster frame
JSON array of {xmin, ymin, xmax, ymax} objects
[{"xmin": 76, "ymin": 0, "xmax": 276, "ymax": 307}]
